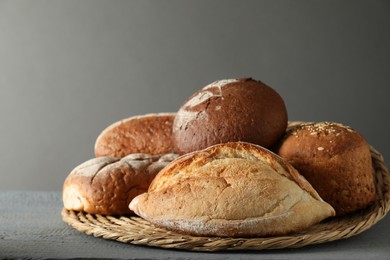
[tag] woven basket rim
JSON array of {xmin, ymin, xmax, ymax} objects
[{"xmin": 62, "ymin": 129, "xmax": 390, "ymax": 252}]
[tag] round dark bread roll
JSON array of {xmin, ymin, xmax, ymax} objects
[
  {"xmin": 95, "ymin": 113, "xmax": 175, "ymax": 157},
  {"xmin": 173, "ymin": 78, "xmax": 288, "ymax": 155},
  {"xmin": 276, "ymin": 122, "xmax": 376, "ymax": 216},
  {"xmin": 63, "ymin": 153, "xmax": 178, "ymax": 215}
]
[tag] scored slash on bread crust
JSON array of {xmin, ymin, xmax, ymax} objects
[
  {"xmin": 130, "ymin": 142, "xmax": 335, "ymax": 237},
  {"xmin": 94, "ymin": 113, "xmax": 176, "ymax": 157}
]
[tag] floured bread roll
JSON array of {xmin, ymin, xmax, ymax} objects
[
  {"xmin": 130, "ymin": 142, "xmax": 335, "ymax": 237},
  {"xmin": 95, "ymin": 113, "xmax": 175, "ymax": 157},
  {"xmin": 172, "ymin": 78, "xmax": 288, "ymax": 155},
  {"xmin": 63, "ymin": 153, "xmax": 178, "ymax": 215}
]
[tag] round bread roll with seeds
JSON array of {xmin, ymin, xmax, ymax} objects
[
  {"xmin": 63, "ymin": 153, "xmax": 178, "ymax": 215},
  {"xmin": 276, "ymin": 122, "xmax": 376, "ymax": 216},
  {"xmin": 172, "ymin": 78, "xmax": 288, "ymax": 155},
  {"xmin": 95, "ymin": 113, "xmax": 175, "ymax": 157}
]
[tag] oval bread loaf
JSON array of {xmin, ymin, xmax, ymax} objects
[
  {"xmin": 63, "ymin": 153, "xmax": 178, "ymax": 215},
  {"xmin": 130, "ymin": 142, "xmax": 335, "ymax": 237},
  {"xmin": 95, "ymin": 113, "xmax": 175, "ymax": 157}
]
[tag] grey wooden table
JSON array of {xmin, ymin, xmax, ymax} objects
[{"xmin": 1, "ymin": 191, "xmax": 389, "ymax": 259}]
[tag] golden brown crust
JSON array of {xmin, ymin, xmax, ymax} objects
[
  {"xmin": 63, "ymin": 153, "xmax": 178, "ymax": 215},
  {"xmin": 276, "ymin": 122, "xmax": 376, "ymax": 216},
  {"xmin": 130, "ymin": 142, "xmax": 335, "ymax": 237},
  {"xmin": 172, "ymin": 78, "xmax": 288, "ymax": 155},
  {"xmin": 95, "ymin": 113, "xmax": 175, "ymax": 157}
]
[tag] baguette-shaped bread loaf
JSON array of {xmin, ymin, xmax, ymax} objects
[
  {"xmin": 95, "ymin": 113, "xmax": 175, "ymax": 157},
  {"xmin": 130, "ymin": 142, "xmax": 335, "ymax": 237},
  {"xmin": 63, "ymin": 153, "xmax": 178, "ymax": 215}
]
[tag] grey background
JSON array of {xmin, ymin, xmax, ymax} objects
[{"xmin": 0, "ymin": 0, "xmax": 389, "ymax": 191}]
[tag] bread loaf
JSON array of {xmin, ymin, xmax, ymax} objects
[
  {"xmin": 130, "ymin": 142, "xmax": 335, "ymax": 237},
  {"xmin": 276, "ymin": 122, "xmax": 376, "ymax": 216},
  {"xmin": 95, "ymin": 113, "xmax": 175, "ymax": 157},
  {"xmin": 63, "ymin": 153, "xmax": 178, "ymax": 215},
  {"xmin": 172, "ymin": 78, "xmax": 288, "ymax": 155}
]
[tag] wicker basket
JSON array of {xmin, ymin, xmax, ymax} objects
[{"xmin": 62, "ymin": 141, "xmax": 390, "ymax": 252}]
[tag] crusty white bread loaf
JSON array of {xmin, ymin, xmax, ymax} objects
[
  {"xmin": 276, "ymin": 122, "xmax": 376, "ymax": 216},
  {"xmin": 63, "ymin": 153, "xmax": 178, "ymax": 215},
  {"xmin": 130, "ymin": 142, "xmax": 335, "ymax": 237},
  {"xmin": 172, "ymin": 78, "xmax": 288, "ymax": 155},
  {"xmin": 95, "ymin": 113, "xmax": 175, "ymax": 157}
]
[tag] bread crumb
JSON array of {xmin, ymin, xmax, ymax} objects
[{"xmin": 317, "ymin": 147, "xmax": 324, "ymax": 151}]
